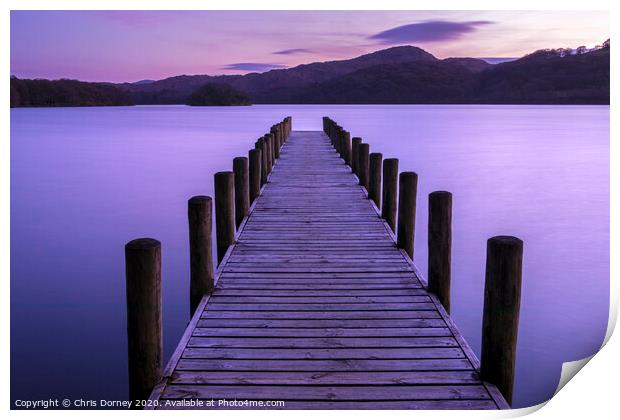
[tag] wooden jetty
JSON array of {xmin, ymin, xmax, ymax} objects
[{"xmin": 125, "ymin": 117, "xmax": 522, "ymax": 410}]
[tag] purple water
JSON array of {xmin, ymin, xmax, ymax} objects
[{"xmin": 11, "ymin": 105, "xmax": 609, "ymax": 408}]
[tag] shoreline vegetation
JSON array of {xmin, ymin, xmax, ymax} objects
[{"xmin": 10, "ymin": 41, "xmax": 610, "ymax": 108}]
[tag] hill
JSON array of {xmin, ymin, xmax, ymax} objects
[
  {"xmin": 10, "ymin": 42, "xmax": 609, "ymax": 107},
  {"xmin": 10, "ymin": 77, "xmax": 133, "ymax": 108},
  {"xmin": 120, "ymin": 43, "xmax": 609, "ymax": 105}
]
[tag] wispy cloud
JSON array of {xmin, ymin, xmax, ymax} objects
[
  {"xmin": 369, "ymin": 20, "xmax": 494, "ymax": 44},
  {"xmin": 222, "ymin": 62, "xmax": 287, "ymax": 72},
  {"xmin": 273, "ymin": 48, "xmax": 313, "ymax": 55}
]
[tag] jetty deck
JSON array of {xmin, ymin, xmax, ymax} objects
[{"xmin": 147, "ymin": 130, "xmax": 509, "ymax": 409}]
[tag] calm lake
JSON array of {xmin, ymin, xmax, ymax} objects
[{"xmin": 10, "ymin": 104, "xmax": 609, "ymax": 408}]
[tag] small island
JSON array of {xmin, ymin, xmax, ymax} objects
[{"xmin": 187, "ymin": 83, "xmax": 251, "ymax": 106}]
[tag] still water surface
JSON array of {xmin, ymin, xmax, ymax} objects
[{"xmin": 11, "ymin": 105, "xmax": 609, "ymax": 408}]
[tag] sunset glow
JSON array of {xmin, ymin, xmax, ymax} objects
[{"xmin": 10, "ymin": 10, "xmax": 609, "ymax": 82}]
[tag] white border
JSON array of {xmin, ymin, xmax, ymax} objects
[{"xmin": 3, "ymin": 2, "xmax": 616, "ymax": 420}]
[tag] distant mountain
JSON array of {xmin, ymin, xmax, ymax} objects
[
  {"xmin": 474, "ymin": 45, "xmax": 610, "ymax": 104},
  {"xmin": 441, "ymin": 57, "xmax": 492, "ymax": 73},
  {"xmin": 119, "ymin": 43, "xmax": 609, "ymax": 105},
  {"xmin": 132, "ymin": 79, "xmax": 155, "ymax": 85},
  {"xmin": 10, "ymin": 42, "xmax": 609, "ymax": 107},
  {"xmin": 10, "ymin": 77, "xmax": 133, "ymax": 108},
  {"xmin": 119, "ymin": 46, "xmax": 437, "ymax": 104}
]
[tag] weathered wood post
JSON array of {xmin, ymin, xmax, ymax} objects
[
  {"xmin": 351, "ymin": 137, "xmax": 362, "ymax": 175},
  {"xmin": 187, "ymin": 196, "xmax": 214, "ymax": 316},
  {"xmin": 248, "ymin": 148, "xmax": 262, "ymax": 204},
  {"xmin": 342, "ymin": 130, "xmax": 352, "ymax": 166},
  {"xmin": 264, "ymin": 134, "xmax": 273, "ymax": 175},
  {"xmin": 125, "ymin": 238, "xmax": 162, "ymax": 403},
  {"xmin": 270, "ymin": 127, "xmax": 279, "ymax": 159},
  {"xmin": 214, "ymin": 171, "xmax": 235, "ymax": 264},
  {"xmin": 269, "ymin": 132, "xmax": 277, "ymax": 164},
  {"xmin": 369, "ymin": 153, "xmax": 382, "ymax": 209},
  {"xmin": 255, "ymin": 138, "xmax": 268, "ymax": 186},
  {"xmin": 358, "ymin": 143, "xmax": 370, "ymax": 190},
  {"xmin": 275, "ymin": 126, "xmax": 282, "ymax": 157},
  {"xmin": 428, "ymin": 191, "xmax": 452, "ymax": 313},
  {"xmin": 397, "ymin": 172, "xmax": 418, "ymax": 259},
  {"xmin": 233, "ymin": 157, "xmax": 249, "ymax": 228},
  {"xmin": 335, "ymin": 126, "xmax": 342, "ymax": 155},
  {"xmin": 381, "ymin": 158, "xmax": 399, "ymax": 232},
  {"xmin": 481, "ymin": 236, "xmax": 523, "ymax": 406}
]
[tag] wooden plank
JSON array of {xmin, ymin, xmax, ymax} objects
[
  {"xmin": 209, "ymin": 295, "xmax": 431, "ymax": 303},
  {"xmin": 200, "ymin": 310, "xmax": 441, "ymax": 319},
  {"xmin": 182, "ymin": 347, "xmax": 465, "ymax": 359},
  {"xmin": 205, "ymin": 303, "xmax": 437, "ymax": 311},
  {"xmin": 212, "ymin": 288, "xmax": 429, "ymax": 297},
  {"xmin": 160, "ymin": 384, "xmax": 491, "ymax": 400},
  {"xmin": 169, "ymin": 370, "xmax": 481, "ymax": 385},
  {"xmin": 186, "ymin": 336, "xmax": 459, "ymax": 348},
  {"xmin": 176, "ymin": 358, "xmax": 474, "ymax": 372},
  {"xmin": 192, "ymin": 327, "xmax": 451, "ymax": 337},
  {"xmin": 196, "ymin": 318, "xmax": 447, "ymax": 328}
]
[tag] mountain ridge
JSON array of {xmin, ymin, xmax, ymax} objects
[
  {"xmin": 10, "ymin": 42, "xmax": 610, "ymax": 107},
  {"xmin": 119, "ymin": 43, "xmax": 610, "ymax": 105}
]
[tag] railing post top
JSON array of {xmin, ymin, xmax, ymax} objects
[
  {"xmin": 125, "ymin": 238, "xmax": 160, "ymax": 251},
  {"xmin": 215, "ymin": 171, "xmax": 234, "ymax": 178},
  {"xmin": 352, "ymin": 136, "xmax": 362, "ymax": 142},
  {"xmin": 430, "ymin": 190, "xmax": 452, "ymax": 198},
  {"xmin": 399, "ymin": 171, "xmax": 418, "ymax": 180},
  {"xmin": 370, "ymin": 152, "xmax": 383, "ymax": 158},
  {"xmin": 488, "ymin": 235, "xmax": 523, "ymax": 249},
  {"xmin": 188, "ymin": 195, "xmax": 212, "ymax": 205},
  {"xmin": 384, "ymin": 158, "xmax": 399, "ymax": 164},
  {"xmin": 233, "ymin": 156, "xmax": 248, "ymax": 163}
]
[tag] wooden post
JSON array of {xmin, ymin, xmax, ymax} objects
[
  {"xmin": 358, "ymin": 143, "xmax": 370, "ymax": 189},
  {"xmin": 264, "ymin": 134, "xmax": 273, "ymax": 175},
  {"xmin": 481, "ymin": 236, "xmax": 523, "ymax": 406},
  {"xmin": 248, "ymin": 148, "xmax": 262, "ymax": 204},
  {"xmin": 268, "ymin": 132, "xmax": 276, "ymax": 165},
  {"xmin": 272, "ymin": 126, "xmax": 281, "ymax": 158},
  {"xmin": 233, "ymin": 157, "xmax": 249, "ymax": 228},
  {"xmin": 351, "ymin": 137, "xmax": 362, "ymax": 175},
  {"xmin": 214, "ymin": 171, "xmax": 235, "ymax": 264},
  {"xmin": 255, "ymin": 138, "xmax": 268, "ymax": 186},
  {"xmin": 397, "ymin": 172, "xmax": 418, "ymax": 260},
  {"xmin": 428, "ymin": 191, "xmax": 452, "ymax": 313},
  {"xmin": 187, "ymin": 196, "xmax": 214, "ymax": 317},
  {"xmin": 125, "ymin": 238, "xmax": 162, "ymax": 403},
  {"xmin": 335, "ymin": 127, "xmax": 342, "ymax": 155},
  {"xmin": 369, "ymin": 153, "xmax": 382, "ymax": 209},
  {"xmin": 381, "ymin": 158, "xmax": 399, "ymax": 232},
  {"xmin": 342, "ymin": 130, "xmax": 352, "ymax": 166}
]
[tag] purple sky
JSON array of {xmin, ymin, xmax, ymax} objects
[{"xmin": 10, "ymin": 10, "xmax": 608, "ymax": 83}]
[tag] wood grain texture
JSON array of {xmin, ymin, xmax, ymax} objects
[{"xmin": 150, "ymin": 130, "xmax": 506, "ymax": 410}]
